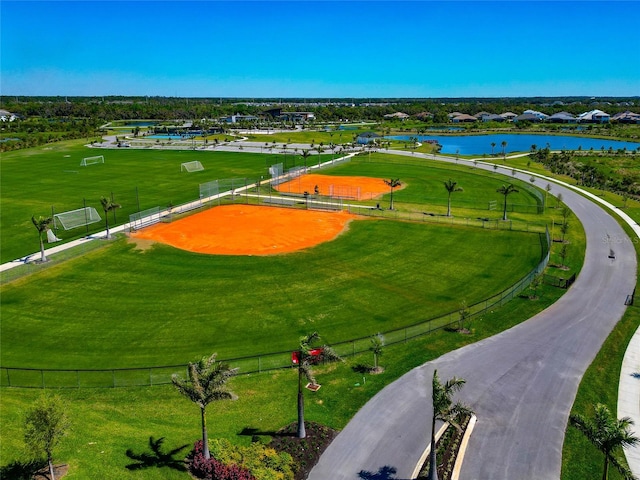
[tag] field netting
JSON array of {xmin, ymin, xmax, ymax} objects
[{"xmin": 129, "ymin": 206, "xmax": 161, "ymax": 230}]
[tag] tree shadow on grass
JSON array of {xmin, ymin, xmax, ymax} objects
[
  {"xmin": 0, "ymin": 459, "xmax": 47, "ymax": 480},
  {"xmin": 125, "ymin": 436, "xmax": 188, "ymax": 472},
  {"xmin": 239, "ymin": 426, "xmax": 289, "ymax": 438}
]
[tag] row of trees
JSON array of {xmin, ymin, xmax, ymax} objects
[
  {"xmin": 386, "ymin": 176, "xmax": 519, "ymax": 221},
  {"xmin": 3, "ymin": 95, "xmax": 637, "ymax": 122}
]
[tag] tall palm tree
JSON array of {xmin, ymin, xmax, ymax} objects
[
  {"xmin": 383, "ymin": 178, "xmax": 402, "ymax": 210},
  {"xmin": 443, "ymin": 179, "xmax": 463, "ymax": 217},
  {"xmin": 316, "ymin": 145, "xmax": 325, "ymax": 166},
  {"xmin": 100, "ymin": 196, "xmax": 121, "ymax": 239},
  {"xmin": 570, "ymin": 403, "xmax": 639, "ymax": 480},
  {"xmin": 490, "ymin": 142, "xmax": 496, "ymax": 155},
  {"xmin": 172, "ymin": 354, "xmax": 237, "ymax": 460},
  {"xmin": 31, "ymin": 215, "xmax": 53, "ymax": 262},
  {"xmin": 496, "ymin": 184, "xmax": 519, "ymax": 221},
  {"xmin": 300, "ymin": 149, "xmax": 312, "ymax": 169},
  {"xmin": 501, "ymin": 140, "xmax": 508, "ymax": 160},
  {"xmin": 428, "ymin": 370, "xmax": 473, "ymax": 480},
  {"xmin": 294, "ymin": 332, "xmax": 342, "ymax": 438}
]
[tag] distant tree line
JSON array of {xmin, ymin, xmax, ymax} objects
[{"xmin": 1, "ymin": 95, "xmax": 638, "ymax": 123}]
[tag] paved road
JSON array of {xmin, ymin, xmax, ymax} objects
[{"xmin": 309, "ymin": 152, "xmax": 637, "ymax": 479}]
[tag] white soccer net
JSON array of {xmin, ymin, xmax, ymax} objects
[
  {"xmin": 181, "ymin": 161, "xmax": 204, "ymax": 172},
  {"xmin": 54, "ymin": 207, "xmax": 102, "ymax": 230},
  {"xmin": 80, "ymin": 155, "xmax": 104, "ymax": 166}
]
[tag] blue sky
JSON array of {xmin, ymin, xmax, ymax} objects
[{"xmin": 1, "ymin": 1, "xmax": 639, "ymax": 98}]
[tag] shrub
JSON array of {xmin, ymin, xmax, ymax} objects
[
  {"xmin": 190, "ymin": 440, "xmax": 255, "ymax": 480},
  {"xmin": 190, "ymin": 440, "xmax": 294, "ymax": 480}
]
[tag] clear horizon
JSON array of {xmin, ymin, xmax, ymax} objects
[{"xmin": 2, "ymin": 1, "xmax": 639, "ymax": 98}]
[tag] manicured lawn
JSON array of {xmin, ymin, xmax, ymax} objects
[
  {"xmin": 0, "ymin": 278, "xmax": 573, "ymax": 479},
  {"xmin": 0, "ymin": 218, "xmax": 543, "ymax": 370},
  {"xmin": 0, "ymin": 140, "xmax": 274, "ymax": 262}
]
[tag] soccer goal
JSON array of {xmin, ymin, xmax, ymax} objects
[
  {"xmin": 54, "ymin": 207, "xmax": 102, "ymax": 230},
  {"xmin": 80, "ymin": 155, "xmax": 104, "ymax": 166},
  {"xmin": 181, "ymin": 161, "xmax": 204, "ymax": 172}
]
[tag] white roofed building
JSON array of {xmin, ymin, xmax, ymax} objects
[{"xmin": 578, "ymin": 109, "xmax": 611, "ymax": 123}]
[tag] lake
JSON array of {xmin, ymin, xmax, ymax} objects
[{"xmin": 386, "ymin": 133, "xmax": 640, "ymax": 156}]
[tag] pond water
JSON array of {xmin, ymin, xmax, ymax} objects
[
  {"xmin": 386, "ymin": 133, "xmax": 640, "ymax": 155},
  {"xmin": 122, "ymin": 121, "xmax": 157, "ymax": 127},
  {"xmin": 145, "ymin": 134, "xmax": 195, "ymax": 140}
]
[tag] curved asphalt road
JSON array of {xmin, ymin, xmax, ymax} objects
[{"xmin": 309, "ymin": 152, "xmax": 637, "ymax": 480}]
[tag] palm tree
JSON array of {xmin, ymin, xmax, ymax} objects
[
  {"xmin": 369, "ymin": 333, "xmax": 384, "ymax": 372},
  {"xmin": 570, "ymin": 403, "xmax": 639, "ymax": 480},
  {"xmin": 294, "ymin": 332, "xmax": 342, "ymax": 438},
  {"xmin": 100, "ymin": 196, "xmax": 121, "ymax": 239},
  {"xmin": 383, "ymin": 178, "xmax": 402, "ymax": 210},
  {"xmin": 443, "ymin": 179, "xmax": 463, "ymax": 217},
  {"xmin": 490, "ymin": 142, "xmax": 496, "ymax": 156},
  {"xmin": 31, "ymin": 215, "xmax": 53, "ymax": 262},
  {"xmin": 172, "ymin": 354, "xmax": 237, "ymax": 460},
  {"xmin": 316, "ymin": 145, "xmax": 325, "ymax": 166},
  {"xmin": 496, "ymin": 184, "xmax": 519, "ymax": 221},
  {"xmin": 501, "ymin": 140, "xmax": 508, "ymax": 160},
  {"xmin": 300, "ymin": 149, "xmax": 312, "ymax": 169},
  {"xmin": 427, "ymin": 370, "xmax": 473, "ymax": 480}
]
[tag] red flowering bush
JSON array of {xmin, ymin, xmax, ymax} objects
[{"xmin": 190, "ymin": 441, "xmax": 256, "ymax": 480}]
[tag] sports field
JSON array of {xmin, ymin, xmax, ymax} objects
[
  {"xmin": 0, "ymin": 141, "xmax": 563, "ymax": 479},
  {"xmin": 274, "ymin": 173, "xmax": 396, "ymax": 200},
  {"xmin": 131, "ymin": 205, "xmax": 358, "ymax": 255}
]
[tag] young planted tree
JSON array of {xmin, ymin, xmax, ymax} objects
[
  {"xmin": 427, "ymin": 370, "xmax": 473, "ymax": 480},
  {"xmin": 457, "ymin": 300, "xmax": 470, "ymax": 332},
  {"xmin": 560, "ymin": 219, "xmax": 570, "ymax": 243},
  {"xmin": 496, "ymin": 184, "xmax": 519, "ymax": 221},
  {"xmin": 100, "ymin": 196, "xmax": 121, "ymax": 239},
  {"xmin": 529, "ymin": 273, "xmax": 543, "ymax": 300},
  {"xmin": 172, "ymin": 354, "xmax": 237, "ymax": 460},
  {"xmin": 31, "ymin": 215, "xmax": 53, "ymax": 262},
  {"xmin": 369, "ymin": 333, "xmax": 385, "ymax": 373},
  {"xmin": 570, "ymin": 403, "xmax": 639, "ymax": 480},
  {"xmin": 443, "ymin": 179, "xmax": 463, "ymax": 217},
  {"xmin": 24, "ymin": 395, "xmax": 69, "ymax": 480},
  {"xmin": 558, "ymin": 243, "xmax": 569, "ymax": 269},
  {"xmin": 545, "ymin": 184, "xmax": 552, "ymax": 210},
  {"xmin": 383, "ymin": 178, "xmax": 402, "ymax": 210},
  {"xmin": 294, "ymin": 332, "xmax": 342, "ymax": 438}
]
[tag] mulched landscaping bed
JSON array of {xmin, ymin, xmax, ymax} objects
[
  {"xmin": 270, "ymin": 422, "xmax": 338, "ymax": 480},
  {"xmin": 417, "ymin": 414, "xmax": 471, "ymax": 480}
]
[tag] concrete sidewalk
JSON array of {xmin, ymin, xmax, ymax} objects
[{"xmin": 619, "ymin": 326, "xmax": 640, "ymax": 477}]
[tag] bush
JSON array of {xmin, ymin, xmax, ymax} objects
[
  {"xmin": 190, "ymin": 440, "xmax": 294, "ymax": 480},
  {"xmin": 190, "ymin": 440, "xmax": 255, "ymax": 480}
]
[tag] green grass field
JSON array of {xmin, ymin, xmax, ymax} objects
[
  {"xmin": 0, "ymin": 281, "xmax": 576, "ymax": 480},
  {"xmin": 0, "ymin": 219, "xmax": 542, "ymax": 370},
  {"xmin": 0, "ymin": 142, "xmax": 546, "ymax": 263},
  {"xmin": 0, "ymin": 141, "xmax": 276, "ymax": 263}
]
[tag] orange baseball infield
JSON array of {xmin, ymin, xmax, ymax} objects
[
  {"xmin": 275, "ymin": 173, "xmax": 393, "ymax": 200},
  {"xmin": 130, "ymin": 204, "xmax": 359, "ymax": 256}
]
